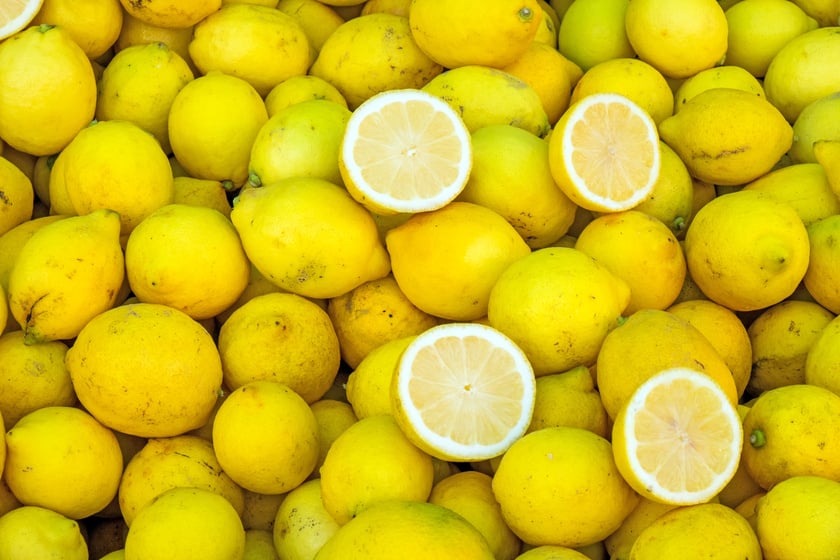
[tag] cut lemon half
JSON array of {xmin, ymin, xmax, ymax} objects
[
  {"xmin": 339, "ymin": 88, "xmax": 473, "ymax": 216},
  {"xmin": 612, "ymin": 367, "xmax": 743, "ymax": 505},
  {"xmin": 548, "ymin": 92, "xmax": 661, "ymax": 213},
  {"xmin": 391, "ymin": 322, "xmax": 536, "ymax": 462},
  {"xmin": 0, "ymin": 0, "xmax": 43, "ymax": 40}
]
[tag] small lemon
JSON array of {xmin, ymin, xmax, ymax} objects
[
  {"xmin": 790, "ymin": 92, "xmax": 840, "ymax": 164},
  {"xmin": 673, "ymin": 66, "xmax": 765, "ymax": 112},
  {"xmin": 815, "ymin": 140, "xmax": 840, "ymax": 197},
  {"xmin": 264, "ymin": 75, "xmax": 348, "ymax": 116},
  {"xmin": 488, "ymin": 247, "xmax": 630, "ymax": 376},
  {"xmin": 0, "ymin": 24, "xmax": 96, "ymax": 156},
  {"xmin": 8, "ymin": 209, "xmax": 124, "ymax": 344},
  {"xmin": 248, "ymin": 99, "xmax": 351, "ymax": 187},
  {"xmin": 242, "ymin": 529, "xmax": 278, "ymax": 560},
  {"xmin": 633, "ymin": 142, "xmax": 694, "ymax": 237},
  {"xmin": 763, "ymin": 26, "xmax": 840, "ymax": 123},
  {"xmin": 456, "ymin": 124, "xmax": 577, "ymax": 249},
  {"xmin": 743, "ymin": 163, "xmax": 840, "ymax": 226},
  {"xmin": 327, "ymin": 275, "xmax": 437, "ymax": 369},
  {"xmin": 0, "ymin": 155, "xmax": 34, "ymax": 237},
  {"xmin": 755, "ymin": 475, "xmax": 840, "ymax": 560},
  {"xmin": 115, "ymin": 11, "xmax": 196, "ymax": 70},
  {"xmin": 684, "ymin": 189, "xmax": 809, "ymax": 312},
  {"xmin": 805, "ymin": 313, "xmax": 840, "ymax": 396},
  {"xmin": 792, "ymin": 0, "xmax": 840, "ymax": 25},
  {"xmin": 272, "ymin": 479, "xmax": 341, "ymax": 560},
  {"xmin": 212, "ymin": 380, "xmax": 320, "ymax": 494},
  {"xmin": 603, "ymin": 497, "xmax": 681, "ymax": 559},
  {"xmin": 310, "ymin": 13, "xmax": 443, "ymax": 109},
  {"xmin": 724, "ymin": 0, "xmax": 818, "ymax": 78},
  {"xmin": 408, "ymin": 0, "xmax": 542, "ymax": 69},
  {"xmin": 0, "ymin": 214, "xmax": 66, "ymax": 296},
  {"xmin": 189, "ymin": 4, "xmax": 311, "ymax": 96},
  {"xmin": 500, "ymin": 41, "xmax": 575, "ymax": 125},
  {"xmin": 118, "ymin": 0, "xmax": 221, "ymax": 28},
  {"xmin": 742, "ymin": 384, "xmax": 840, "ymax": 489},
  {"xmin": 345, "ymin": 335, "xmax": 416, "ymax": 419},
  {"xmin": 4, "ymin": 406, "xmax": 123, "ymax": 519},
  {"xmin": 515, "ymin": 547, "xmax": 592, "ymax": 560},
  {"xmin": 66, "ymin": 302, "xmax": 224, "ymax": 438},
  {"xmin": 528, "ymin": 366, "xmax": 609, "ymax": 438},
  {"xmin": 240, "ymin": 490, "xmax": 285, "ymax": 532},
  {"xmin": 124, "ymin": 487, "xmax": 245, "ymax": 560},
  {"xmin": 422, "ymin": 65, "xmax": 551, "ymax": 137},
  {"xmin": 230, "ymin": 177, "xmax": 390, "ymax": 299},
  {"xmin": 96, "ymin": 42, "xmax": 194, "ymax": 155},
  {"xmin": 0, "ymin": 506, "xmax": 87, "ymax": 560},
  {"xmin": 168, "ymin": 71, "xmax": 269, "ymax": 186},
  {"xmin": 492, "ymin": 427, "xmax": 639, "ymax": 547},
  {"xmin": 310, "ymin": 399, "xmax": 358, "ymax": 474},
  {"xmin": 171, "ymin": 175, "xmax": 232, "ymax": 217},
  {"xmin": 575, "ymin": 210, "xmax": 687, "ymax": 314},
  {"xmin": 556, "ymin": 0, "xmax": 634, "ymax": 72},
  {"xmin": 118, "ymin": 435, "xmax": 245, "ymax": 526},
  {"xmin": 31, "ymin": 0, "xmax": 123, "ymax": 58},
  {"xmin": 429, "ymin": 471, "xmax": 522, "ymax": 560},
  {"xmin": 385, "ymin": 201, "xmax": 531, "ymax": 321},
  {"xmin": 275, "ymin": 0, "xmax": 344, "ymax": 52},
  {"xmin": 361, "ymin": 0, "xmax": 411, "ymax": 16},
  {"xmin": 319, "ymin": 414, "xmax": 434, "ymax": 525},
  {"xmin": 218, "ymin": 292, "xmax": 341, "ymax": 403}
]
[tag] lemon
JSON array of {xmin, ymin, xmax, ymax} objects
[
  {"xmin": 673, "ymin": 66, "xmax": 766, "ymax": 112},
  {"xmin": 115, "ymin": 11, "xmax": 196, "ymax": 70},
  {"xmin": 0, "ymin": 285, "xmax": 6, "ymax": 334},
  {"xmin": 249, "ymin": 99, "xmax": 351, "ymax": 188},
  {"xmin": 488, "ymin": 247, "xmax": 630, "ymax": 376},
  {"xmin": 0, "ymin": 506, "xmax": 87, "ymax": 560},
  {"xmin": 684, "ymin": 189, "xmax": 810, "ymax": 312},
  {"xmin": 272, "ymin": 479, "xmax": 340, "ymax": 560},
  {"xmin": 744, "ymin": 163, "xmax": 840, "ymax": 226},
  {"xmin": 805, "ymin": 313, "xmax": 840, "ymax": 396},
  {"xmin": 557, "ymin": 0, "xmax": 634, "ymax": 72},
  {"xmin": 310, "ymin": 399, "xmax": 358, "ymax": 474},
  {"xmin": 310, "ymin": 14, "xmax": 443, "ymax": 110},
  {"xmin": 515, "ymin": 547, "xmax": 593, "ymax": 560},
  {"xmin": 421, "ymin": 65, "xmax": 551, "ymax": 137},
  {"xmin": 118, "ymin": 0, "xmax": 221, "ymax": 28},
  {"xmin": 0, "ymin": 331, "xmax": 75, "ymax": 427},
  {"xmin": 493, "ymin": 426, "xmax": 639, "ymax": 547},
  {"xmin": 212, "ymin": 380, "xmax": 319, "ymax": 494},
  {"xmin": 31, "ymin": 0, "xmax": 122, "ymax": 59},
  {"xmin": 214, "ymin": 262, "xmax": 288, "ymax": 326},
  {"xmin": 314, "ymin": 499, "xmax": 495, "ymax": 560},
  {"xmin": 716, "ymin": 404, "xmax": 764, "ymax": 509},
  {"xmin": 429, "ymin": 471, "xmax": 522, "ymax": 560},
  {"xmin": 815, "ymin": 140, "xmax": 840, "ymax": 198},
  {"xmin": 632, "ymin": 141, "xmax": 694, "ymax": 237},
  {"xmin": 319, "ymin": 414, "xmax": 434, "ymax": 524},
  {"xmin": 230, "ymin": 177, "xmax": 390, "ymax": 299},
  {"xmin": 0, "ymin": 155, "xmax": 33, "ymax": 238},
  {"xmin": 625, "ymin": 0, "xmax": 727, "ymax": 79},
  {"xmin": 629, "ymin": 502, "xmax": 761, "ymax": 559},
  {"xmin": 66, "ymin": 302, "xmax": 224, "ymax": 438},
  {"xmin": 5, "ymin": 406, "xmax": 122, "ymax": 519},
  {"xmin": 763, "ymin": 26, "xmax": 840, "ymax": 123},
  {"xmin": 659, "ymin": 88, "xmax": 792, "ymax": 186},
  {"xmin": 500, "ymin": 41, "xmax": 575, "ymax": 125},
  {"xmin": 724, "ymin": 0, "xmax": 819, "ymax": 78},
  {"xmin": 575, "ymin": 210, "xmax": 686, "ymax": 314},
  {"xmin": 242, "ymin": 530, "xmax": 278, "ymax": 560},
  {"xmin": 361, "ymin": 0, "xmax": 411, "ymax": 16},
  {"xmin": 59, "ymin": 119, "xmax": 175, "ymax": 235},
  {"xmin": 345, "ymin": 335, "xmax": 415, "ymax": 419},
  {"xmin": 790, "ymin": 92, "xmax": 840, "ymax": 164},
  {"xmin": 275, "ymin": 0, "xmax": 344, "ymax": 52},
  {"xmin": 408, "ymin": 0, "xmax": 542, "ymax": 69},
  {"xmin": 385, "ymin": 201, "xmax": 531, "ymax": 321},
  {"xmin": 169, "ymin": 71, "xmax": 268, "ymax": 186},
  {"xmin": 532, "ymin": 2, "xmax": 557, "ymax": 48},
  {"xmin": 755, "ymin": 475, "xmax": 840, "ymax": 560},
  {"xmin": 218, "ymin": 292, "xmax": 341, "ymax": 402},
  {"xmin": 189, "ymin": 4, "xmax": 311, "ymax": 97},
  {"xmin": 171, "ymin": 175, "xmax": 232, "ymax": 217},
  {"xmin": 0, "ymin": 214, "xmax": 65, "ymax": 297},
  {"xmin": 604, "ymin": 497, "xmax": 681, "ymax": 559},
  {"xmin": 124, "ymin": 487, "xmax": 245, "ymax": 560},
  {"xmin": 118, "ymin": 435, "xmax": 245, "ymax": 526},
  {"xmin": 327, "ymin": 275, "xmax": 438, "ymax": 369},
  {"xmin": 0, "ymin": 24, "xmax": 96, "ymax": 156},
  {"xmin": 96, "ymin": 42, "xmax": 194, "ymax": 155},
  {"xmin": 240, "ymin": 490, "xmax": 285, "ymax": 532},
  {"xmin": 8, "ymin": 209, "xmax": 124, "ymax": 344},
  {"xmin": 743, "ymin": 384, "xmax": 840, "ymax": 489},
  {"xmin": 528, "ymin": 366, "xmax": 610, "ymax": 438},
  {"xmin": 264, "ymin": 75, "xmax": 348, "ymax": 116},
  {"xmin": 596, "ymin": 308, "xmax": 739, "ymax": 420}
]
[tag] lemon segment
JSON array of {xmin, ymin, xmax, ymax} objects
[{"xmin": 0, "ymin": 0, "xmax": 44, "ymax": 40}]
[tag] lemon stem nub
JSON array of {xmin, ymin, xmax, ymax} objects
[
  {"xmin": 517, "ymin": 7, "xmax": 533, "ymax": 22},
  {"xmin": 248, "ymin": 172, "xmax": 262, "ymax": 188},
  {"xmin": 749, "ymin": 428, "xmax": 766, "ymax": 448},
  {"xmin": 37, "ymin": 24, "xmax": 56, "ymax": 33}
]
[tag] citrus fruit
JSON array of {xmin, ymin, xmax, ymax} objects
[
  {"xmin": 492, "ymin": 426, "xmax": 639, "ymax": 547},
  {"xmin": 612, "ymin": 368, "xmax": 743, "ymax": 505},
  {"xmin": 275, "ymin": 0, "xmax": 344, "ymax": 52},
  {"xmin": 528, "ymin": 366, "xmax": 610, "ymax": 438},
  {"xmin": 31, "ymin": 0, "xmax": 123, "ymax": 58},
  {"xmin": 212, "ymin": 380, "xmax": 320, "ymax": 494},
  {"xmin": 632, "ymin": 141, "xmax": 695, "ymax": 236},
  {"xmin": 345, "ymin": 335, "xmax": 416, "ymax": 419},
  {"xmin": 338, "ymin": 88, "xmax": 472, "ymax": 215},
  {"xmin": 557, "ymin": 0, "xmax": 635, "ymax": 72},
  {"xmin": 272, "ymin": 479, "xmax": 340, "ymax": 560},
  {"xmin": 171, "ymin": 175, "xmax": 232, "ymax": 217},
  {"xmin": 264, "ymin": 75, "xmax": 348, "ymax": 116},
  {"xmin": 0, "ymin": 155, "xmax": 34, "ymax": 238},
  {"xmin": 673, "ymin": 66, "xmax": 766, "ymax": 111},
  {"xmin": 604, "ymin": 497, "xmax": 682, "ymax": 559},
  {"xmin": 114, "ymin": 11, "xmax": 196, "ymax": 69},
  {"xmin": 0, "ymin": 214, "xmax": 66, "ymax": 297},
  {"xmin": 309, "ymin": 399, "xmax": 358, "ymax": 474},
  {"xmin": 743, "ymin": 162, "xmax": 840, "ymax": 226},
  {"xmin": 391, "ymin": 322, "xmax": 536, "ymax": 462},
  {"xmin": 0, "ymin": 506, "xmax": 87, "ymax": 560},
  {"xmin": 803, "ymin": 215, "xmax": 840, "ymax": 314},
  {"xmin": 548, "ymin": 92, "xmax": 661, "ymax": 213},
  {"xmin": 805, "ymin": 313, "xmax": 840, "ymax": 397},
  {"xmin": 789, "ymin": 92, "xmax": 840, "ymax": 164},
  {"xmin": 118, "ymin": 0, "xmax": 221, "ymax": 28},
  {"xmin": 500, "ymin": 41, "xmax": 574, "ymax": 125},
  {"xmin": 66, "ymin": 302, "xmax": 224, "ymax": 438},
  {"xmin": 0, "ymin": 0, "xmax": 44, "ymax": 40}
]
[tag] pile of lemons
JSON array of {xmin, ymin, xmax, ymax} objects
[{"xmin": 1, "ymin": 0, "xmax": 840, "ymax": 559}]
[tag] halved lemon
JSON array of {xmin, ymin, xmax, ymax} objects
[
  {"xmin": 0, "ymin": 0, "xmax": 43, "ymax": 40},
  {"xmin": 391, "ymin": 322, "xmax": 536, "ymax": 462},
  {"xmin": 548, "ymin": 92, "xmax": 661, "ymax": 213},
  {"xmin": 339, "ymin": 88, "xmax": 473, "ymax": 215},
  {"xmin": 612, "ymin": 367, "xmax": 743, "ymax": 506}
]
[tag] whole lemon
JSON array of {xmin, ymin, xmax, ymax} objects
[
  {"xmin": 673, "ymin": 65, "xmax": 766, "ymax": 112},
  {"xmin": 743, "ymin": 163, "xmax": 840, "ymax": 226},
  {"xmin": 31, "ymin": 0, "xmax": 123, "ymax": 59},
  {"xmin": 789, "ymin": 92, "xmax": 840, "ymax": 164},
  {"xmin": 500, "ymin": 41, "xmax": 575, "ymax": 125},
  {"xmin": 633, "ymin": 141, "xmax": 695, "ymax": 237},
  {"xmin": 557, "ymin": 0, "xmax": 635, "ymax": 72},
  {"xmin": 344, "ymin": 335, "xmax": 416, "ymax": 419},
  {"xmin": 272, "ymin": 479, "xmax": 341, "ymax": 560},
  {"xmin": 310, "ymin": 399, "xmax": 358, "ymax": 474},
  {"xmin": 275, "ymin": 0, "xmax": 344, "ymax": 52},
  {"xmin": 0, "ymin": 506, "xmax": 87, "ymax": 560},
  {"xmin": 118, "ymin": 0, "xmax": 221, "ymax": 28},
  {"xmin": 264, "ymin": 75, "xmax": 348, "ymax": 116},
  {"xmin": 805, "ymin": 313, "xmax": 840, "ymax": 396},
  {"xmin": 528, "ymin": 366, "xmax": 610, "ymax": 438},
  {"xmin": 0, "ymin": 155, "xmax": 34, "ymax": 238}
]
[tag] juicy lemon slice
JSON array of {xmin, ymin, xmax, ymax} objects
[{"xmin": 0, "ymin": 0, "xmax": 44, "ymax": 41}]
